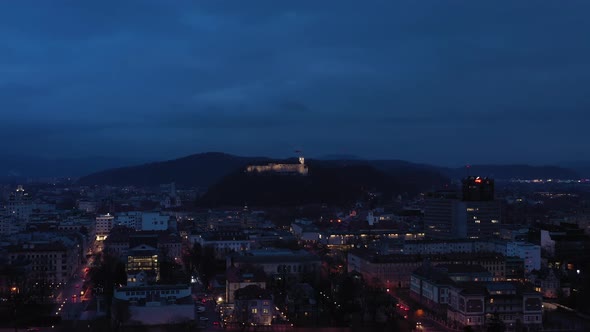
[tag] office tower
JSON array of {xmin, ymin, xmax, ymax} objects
[{"xmin": 424, "ymin": 177, "xmax": 501, "ymax": 239}]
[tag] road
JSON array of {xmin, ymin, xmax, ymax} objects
[{"xmin": 50, "ymin": 240, "xmax": 98, "ymax": 328}]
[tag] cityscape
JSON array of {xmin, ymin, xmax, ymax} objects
[
  {"xmin": 0, "ymin": 155, "xmax": 589, "ymax": 332},
  {"xmin": 1, "ymin": 2, "xmax": 590, "ymax": 332}
]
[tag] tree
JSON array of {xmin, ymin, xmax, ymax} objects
[
  {"xmin": 200, "ymin": 246, "xmax": 217, "ymax": 288},
  {"xmin": 486, "ymin": 313, "xmax": 506, "ymax": 332},
  {"xmin": 464, "ymin": 326, "xmax": 475, "ymax": 332},
  {"xmin": 87, "ymin": 252, "xmax": 127, "ymax": 317},
  {"xmin": 112, "ymin": 299, "xmax": 131, "ymax": 329}
]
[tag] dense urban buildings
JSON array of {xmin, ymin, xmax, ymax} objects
[{"xmin": 0, "ymin": 170, "xmax": 588, "ymax": 332}]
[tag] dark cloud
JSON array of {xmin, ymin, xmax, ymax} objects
[{"xmin": 0, "ymin": 1, "xmax": 589, "ymax": 165}]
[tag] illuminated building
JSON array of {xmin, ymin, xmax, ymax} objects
[
  {"xmin": 126, "ymin": 244, "xmax": 160, "ymax": 282},
  {"xmin": 246, "ymin": 156, "xmax": 308, "ymax": 176},
  {"xmin": 96, "ymin": 213, "xmax": 114, "ymax": 240}
]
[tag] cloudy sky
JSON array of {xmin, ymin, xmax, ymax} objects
[{"xmin": 1, "ymin": 1, "xmax": 589, "ymax": 166}]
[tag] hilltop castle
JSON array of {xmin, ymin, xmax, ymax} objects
[{"xmin": 246, "ymin": 156, "xmax": 308, "ymax": 176}]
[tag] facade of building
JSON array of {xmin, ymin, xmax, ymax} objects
[
  {"xmin": 227, "ymin": 249, "xmax": 321, "ymax": 282},
  {"xmin": 193, "ymin": 231, "xmax": 254, "ymax": 259},
  {"xmin": 141, "ymin": 212, "xmax": 170, "ymax": 231},
  {"xmin": 233, "ymin": 285, "xmax": 274, "ymax": 326},
  {"xmin": 96, "ymin": 213, "xmax": 115, "ymax": 240},
  {"xmin": 226, "ymin": 266, "xmax": 267, "ymax": 304},
  {"xmin": 113, "ymin": 284, "xmax": 194, "ymax": 326},
  {"xmin": 6, "ymin": 242, "xmax": 78, "ymax": 284},
  {"xmin": 126, "ymin": 244, "xmax": 159, "ymax": 282},
  {"xmin": 5, "ymin": 185, "xmax": 33, "ymax": 223},
  {"xmin": 424, "ymin": 178, "xmax": 501, "ymax": 240},
  {"xmin": 410, "ymin": 263, "xmax": 543, "ymax": 330},
  {"xmin": 506, "ymin": 242, "xmax": 541, "ymax": 273},
  {"xmin": 348, "ymin": 250, "xmax": 510, "ymax": 289},
  {"xmin": 115, "ymin": 211, "xmax": 142, "ymax": 230}
]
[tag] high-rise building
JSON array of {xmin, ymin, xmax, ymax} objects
[
  {"xmin": 424, "ymin": 177, "xmax": 501, "ymax": 239},
  {"xmin": 423, "ymin": 190, "xmax": 460, "ymax": 239},
  {"xmin": 462, "ymin": 176, "xmax": 495, "ymax": 201},
  {"xmin": 96, "ymin": 213, "xmax": 115, "ymax": 240},
  {"xmin": 5, "ymin": 185, "xmax": 33, "ymax": 223}
]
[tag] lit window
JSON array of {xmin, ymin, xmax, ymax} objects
[{"xmin": 252, "ymin": 308, "xmax": 258, "ymax": 314}]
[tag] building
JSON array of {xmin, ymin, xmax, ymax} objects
[
  {"xmin": 126, "ymin": 244, "xmax": 159, "ymax": 282},
  {"xmin": 410, "ymin": 263, "xmax": 492, "ymax": 312},
  {"xmin": 411, "ymin": 264, "xmax": 543, "ymax": 330},
  {"xmin": 233, "ymin": 285, "xmax": 274, "ymax": 327},
  {"xmin": 423, "ymin": 190, "xmax": 459, "ymax": 240},
  {"xmin": 6, "ymin": 241, "xmax": 78, "ymax": 285},
  {"xmin": 115, "ymin": 212, "xmax": 142, "ymax": 230},
  {"xmin": 424, "ymin": 178, "xmax": 501, "ymax": 240},
  {"xmin": 193, "ymin": 231, "xmax": 254, "ymax": 259},
  {"xmin": 112, "ymin": 284, "xmax": 194, "ymax": 326},
  {"xmin": 227, "ymin": 249, "xmax": 321, "ymax": 282},
  {"xmin": 5, "ymin": 185, "xmax": 33, "ymax": 223},
  {"xmin": 96, "ymin": 213, "xmax": 115, "ymax": 240},
  {"xmin": 225, "ymin": 266, "xmax": 267, "ymax": 304},
  {"xmin": 528, "ymin": 268, "xmax": 561, "ymax": 299},
  {"xmin": 246, "ymin": 156, "xmax": 308, "ymax": 176},
  {"xmin": 0, "ymin": 213, "xmax": 21, "ymax": 236},
  {"xmin": 160, "ymin": 183, "xmax": 182, "ymax": 209},
  {"xmin": 462, "ymin": 176, "xmax": 495, "ymax": 201},
  {"xmin": 141, "ymin": 212, "xmax": 170, "ymax": 231},
  {"xmin": 104, "ymin": 228, "xmax": 182, "ymax": 263},
  {"xmin": 410, "ymin": 264, "xmax": 454, "ymax": 316},
  {"xmin": 506, "ymin": 242, "xmax": 541, "ymax": 273},
  {"xmin": 77, "ymin": 200, "xmax": 96, "ymax": 213},
  {"xmin": 348, "ymin": 250, "xmax": 509, "ymax": 289}
]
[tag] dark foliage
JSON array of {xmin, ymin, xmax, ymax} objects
[{"xmin": 197, "ymin": 162, "xmax": 448, "ymax": 207}]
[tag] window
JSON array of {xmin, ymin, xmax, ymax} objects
[
  {"xmin": 252, "ymin": 308, "xmax": 258, "ymax": 314},
  {"xmin": 263, "ymin": 308, "xmax": 269, "ymax": 314}
]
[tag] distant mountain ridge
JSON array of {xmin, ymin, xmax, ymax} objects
[
  {"xmin": 0, "ymin": 155, "xmax": 144, "ymax": 179},
  {"xmin": 76, "ymin": 152, "xmax": 580, "ymax": 189},
  {"xmin": 560, "ymin": 161, "xmax": 590, "ymax": 178},
  {"xmin": 441, "ymin": 164, "xmax": 580, "ymax": 180},
  {"xmin": 77, "ymin": 152, "xmax": 270, "ymax": 187}
]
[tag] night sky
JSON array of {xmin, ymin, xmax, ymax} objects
[{"xmin": 1, "ymin": 1, "xmax": 589, "ymax": 166}]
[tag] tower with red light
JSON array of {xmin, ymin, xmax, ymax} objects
[{"xmin": 462, "ymin": 176, "xmax": 495, "ymax": 201}]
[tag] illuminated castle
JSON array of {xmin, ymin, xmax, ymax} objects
[{"xmin": 246, "ymin": 156, "xmax": 308, "ymax": 176}]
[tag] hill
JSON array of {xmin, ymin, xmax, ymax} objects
[
  {"xmin": 0, "ymin": 155, "xmax": 142, "ymax": 179},
  {"xmin": 77, "ymin": 152, "xmax": 581, "ymax": 189},
  {"xmin": 196, "ymin": 160, "xmax": 449, "ymax": 207},
  {"xmin": 77, "ymin": 152, "xmax": 269, "ymax": 187},
  {"xmin": 560, "ymin": 161, "xmax": 590, "ymax": 178}
]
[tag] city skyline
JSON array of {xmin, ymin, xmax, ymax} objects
[{"xmin": 1, "ymin": 1, "xmax": 590, "ymax": 165}]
